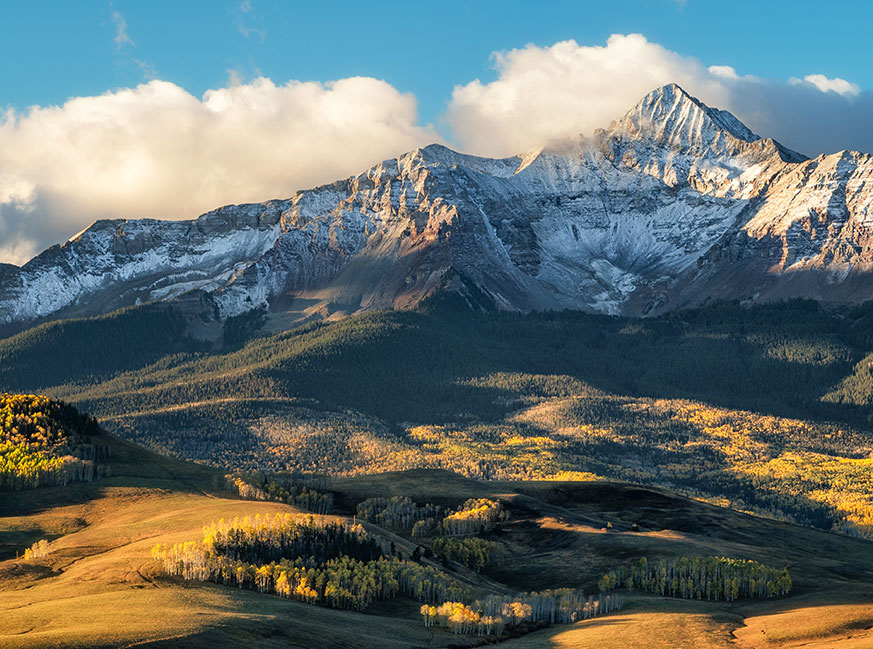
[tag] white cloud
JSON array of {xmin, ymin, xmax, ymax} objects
[
  {"xmin": 790, "ymin": 73, "xmax": 861, "ymax": 98},
  {"xmin": 446, "ymin": 34, "xmax": 872, "ymax": 160},
  {"xmin": 2, "ymin": 33, "xmax": 870, "ymax": 267},
  {"xmin": 133, "ymin": 58, "xmax": 158, "ymax": 80},
  {"xmin": 447, "ymin": 34, "xmax": 732, "ymax": 157},
  {"xmin": 235, "ymin": 0, "xmax": 265, "ymax": 42},
  {"xmin": 110, "ymin": 8, "xmax": 134, "ymax": 49},
  {"xmin": 0, "ymin": 239, "xmax": 39, "ymax": 268},
  {"xmin": 0, "ymin": 77, "xmax": 439, "ymax": 265},
  {"xmin": 708, "ymin": 65, "xmax": 739, "ymax": 80},
  {"xmin": 227, "ymin": 68, "xmax": 244, "ymax": 87}
]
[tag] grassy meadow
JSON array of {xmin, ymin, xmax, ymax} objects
[{"xmin": 2, "ymin": 428, "xmax": 873, "ymax": 648}]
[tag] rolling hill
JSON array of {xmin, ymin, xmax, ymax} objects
[
  {"xmin": 3, "ymin": 423, "xmax": 873, "ymax": 648},
  {"xmin": 2, "ymin": 299, "xmax": 873, "ymax": 539}
]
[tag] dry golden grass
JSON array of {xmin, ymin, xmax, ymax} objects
[
  {"xmin": 500, "ymin": 595, "xmax": 873, "ymax": 649},
  {"xmin": 734, "ymin": 595, "xmax": 873, "ymax": 648},
  {"xmin": 0, "ymin": 482, "xmax": 474, "ymax": 649},
  {"xmin": 501, "ymin": 597, "xmax": 740, "ymax": 649},
  {"xmin": 0, "ymin": 438, "xmax": 477, "ymax": 648},
  {"xmin": 3, "ymin": 437, "xmax": 873, "ymax": 648}
]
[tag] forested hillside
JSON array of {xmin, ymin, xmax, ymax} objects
[
  {"xmin": 2, "ymin": 299, "xmax": 873, "ymax": 537},
  {"xmin": 2, "ymin": 298, "xmax": 867, "ymax": 422},
  {"xmin": 0, "ymin": 302, "xmax": 203, "ymax": 389}
]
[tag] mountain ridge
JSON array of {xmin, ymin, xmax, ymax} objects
[{"xmin": 2, "ymin": 84, "xmax": 872, "ymax": 336}]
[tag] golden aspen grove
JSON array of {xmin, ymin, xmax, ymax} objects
[
  {"xmin": 0, "ymin": 393, "xmax": 109, "ymax": 490},
  {"xmin": 151, "ymin": 513, "xmax": 469, "ymax": 611},
  {"xmin": 420, "ymin": 590, "xmax": 622, "ymax": 636},
  {"xmin": 151, "ymin": 509, "xmax": 620, "ymax": 636}
]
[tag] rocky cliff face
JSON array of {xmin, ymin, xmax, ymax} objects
[{"xmin": 3, "ymin": 83, "xmax": 873, "ymax": 332}]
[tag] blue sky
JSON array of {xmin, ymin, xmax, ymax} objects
[
  {"xmin": 2, "ymin": 0, "xmax": 870, "ymax": 124},
  {"xmin": 1, "ymin": 0, "xmax": 872, "ymax": 264}
]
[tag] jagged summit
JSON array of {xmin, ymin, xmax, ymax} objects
[
  {"xmin": 611, "ymin": 83, "xmax": 759, "ymax": 150},
  {"xmin": 604, "ymin": 83, "xmax": 807, "ymax": 172},
  {"xmin": 0, "ymin": 84, "xmax": 871, "ymax": 333},
  {"xmin": 398, "ymin": 142, "xmax": 523, "ymax": 178}
]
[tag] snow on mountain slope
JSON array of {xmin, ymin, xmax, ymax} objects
[
  {"xmin": 2, "ymin": 83, "xmax": 872, "ymax": 332},
  {"xmin": 0, "ymin": 203, "xmax": 287, "ymax": 326}
]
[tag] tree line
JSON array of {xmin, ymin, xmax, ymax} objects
[
  {"xmin": 431, "ymin": 537, "xmax": 501, "ymax": 572},
  {"xmin": 598, "ymin": 556, "xmax": 792, "ymax": 601},
  {"xmin": 356, "ymin": 495, "xmax": 507, "ymax": 538},
  {"xmin": 442, "ymin": 498, "xmax": 507, "ymax": 536},
  {"xmin": 356, "ymin": 496, "xmax": 443, "ymax": 534},
  {"xmin": 201, "ymin": 514, "xmax": 380, "ymax": 564},
  {"xmin": 151, "ymin": 512, "xmax": 469, "ymax": 612},
  {"xmin": 227, "ymin": 473, "xmax": 333, "ymax": 515},
  {"xmin": 420, "ymin": 589, "xmax": 622, "ymax": 636}
]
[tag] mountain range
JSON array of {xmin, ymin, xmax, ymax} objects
[
  {"xmin": 7, "ymin": 82, "xmax": 873, "ymax": 649},
  {"xmin": 2, "ymin": 83, "xmax": 872, "ymax": 336}
]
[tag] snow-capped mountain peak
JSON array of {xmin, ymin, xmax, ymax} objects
[
  {"xmin": 1, "ymin": 84, "xmax": 872, "ymax": 334},
  {"xmin": 612, "ymin": 83, "xmax": 758, "ymax": 148}
]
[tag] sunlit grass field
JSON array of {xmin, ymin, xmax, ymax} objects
[{"xmin": 3, "ymin": 431, "xmax": 873, "ymax": 648}]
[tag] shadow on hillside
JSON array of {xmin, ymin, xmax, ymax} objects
[
  {"xmin": 2, "ymin": 300, "xmax": 871, "ymax": 432},
  {"xmin": 240, "ymin": 303, "xmax": 871, "ymax": 428},
  {"xmin": 483, "ymin": 481, "xmax": 873, "ymax": 596}
]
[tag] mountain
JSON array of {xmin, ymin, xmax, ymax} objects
[{"xmin": 2, "ymin": 83, "xmax": 873, "ymax": 335}]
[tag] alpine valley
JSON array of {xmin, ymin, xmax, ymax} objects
[{"xmin": 4, "ymin": 85, "xmax": 873, "ymax": 649}]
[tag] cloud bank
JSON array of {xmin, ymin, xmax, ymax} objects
[
  {"xmin": 793, "ymin": 74, "xmax": 860, "ymax": 97},
  {"xmin": 1, "ymin": 33, "xmax": 871, "ymax": 265},
  {"xmin": 0, "ymin": 77, "xmax": 438, "ymax": 264},
  {"xmin": 447, "ymin": 34, "xmax": 730, "ymax": 156},
  {"xmin": 447, "ymin": 34, "xmax": 873, "ymax": 158}
]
